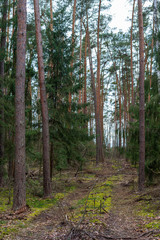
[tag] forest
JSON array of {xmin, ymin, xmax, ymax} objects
[{"xmin": 0, "ymin": 0, "xmax": 160, "ymax": 239}]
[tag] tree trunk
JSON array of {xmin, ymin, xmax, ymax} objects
[
  {"xmin": 13, "ymin": 0, "xmax": 26, "ymax": 211},
  {"xmin": 0, "ymin": 0, "xmax": 8, "ymax": 186},
  {"xmin": 131, "ymin": 0, "xmax": 136, "ymax": 106},
  {"xmin": 85, "ymin": 16, "xmax": 104, "ymax": 164},
  {"xmin": 34, "ymin": 0, "xmax": 51, "ymax": 197},
  {"xmin": 97, "ymin": 0, "xmax": 103, "ymax": 144},
  {"xmin": 84, "ymin": 33, "xmax": 87, "ymax": 116},
  {"xmin": 78, "ymin": 18, "xmax": 82, "ymax": 111},
  {"xmin": 154, "ymin": 0, "xmax": 160, "ymax": 94},
  {"xmin": 138, "ymin": 0, "xmax": 145, "ymax": 191},
  {"xmin": 69, "ymin": 0, "xmax": 77, "ymax": 111},
  {"xmin": 148, "ymin": 11, "xmax": 154, "ymax": 102},
  {"xmin": 49, "ymin": 0, "xmax": 53, "ymax": 31}
]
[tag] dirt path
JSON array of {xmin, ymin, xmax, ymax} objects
[{"xmin": 5, "ymin": 158, "xmax": 160, "ymax": 240}]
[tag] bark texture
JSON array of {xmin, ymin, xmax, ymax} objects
[
  {"xmin": 34, "ymin": 0, "xmax": 51, "ymax": 197},
  {"xmin": 138, "ymin": 0, "xmax": 145, "ymax": 191},
  {"xmin": 13, "ymin": 0, "xmax": 26, "ymax": 211}
]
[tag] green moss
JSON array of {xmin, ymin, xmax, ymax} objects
[
  {"xmin": 69, "ymin": 175, "xmax": 120, "ymax": 222},
  {"xmin": 145, "ymin": 221, "xmax": 160, "ymax": 229}
]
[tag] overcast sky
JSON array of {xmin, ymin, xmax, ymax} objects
[{"xmin": 109, "ymin": 0, "xmax": 132, "ymax": 32}]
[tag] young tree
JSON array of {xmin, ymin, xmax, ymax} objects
[
  {"xmin": 34, "ymin": 0, "xmax": 51, "ymax": 197},
  {"xmin": 138, "ymin": 0, "xmax": 145, "ymax": 191},
  {"xmin": 13, "ymin": 0, "xmax": 27, "ymax": 211}
]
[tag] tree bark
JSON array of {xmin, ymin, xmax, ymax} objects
[
  {"xmin": 69, "ymin": 0, "xmax": 77, "ymax": 111},
  {"xmin": 84, "ymin": 33, "xmax": 87, "ymax": 116},
  {"xmin": 34, "ymin": 0, "xmax": 51, "ymax": 197},
  {"xmin": 0, "ymin": 0, "xmax": 8, "ymax": 186},
  {"xmin": 131, "ymin": 0, "xmax": 136, "ymax": 106},
  {"xmin": 97, "ymin": 0, "xmax": 103, "ymax": 144},
  {"xmin": 138, "ymin": 0, "xmax": 145, "ymax": 191},
  {"xmin": 78, "ymin": 18, "xmax": 82, "ymax": 111},
  {"xmin": 154, "ymin": 0, "xmax": 160, "ymax": 94},
  {"xmin": 13, "ymin": 0, "xmax": 26, "ymax": 211},
  {"xmin": 85, "ymin": 16, "xmax": 104, "ymax": 164}
]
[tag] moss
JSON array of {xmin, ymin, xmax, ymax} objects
[
  {"xmin": 69, "ymin": 175, "xmax": 120, "ymax": 222},
  {"xmin": 145, "ymin": 221, "xmax": 160, "ymax": 229}
]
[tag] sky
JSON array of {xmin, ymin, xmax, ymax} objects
[{"xmin": 109, "ymin": 0, "xmax": 132, "ymax": 32}]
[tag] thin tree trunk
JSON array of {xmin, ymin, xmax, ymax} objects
[
  {"xmin": 84, "ymin": 33, "xmax": 87, "ymax": 115},
  {"xmin": 148, "ymin": 14, "xmax": 154, "ymax": 102},
  {"xmin": 131, "ymin": 0, "xmax": 136, "ymax": 105},
  {"xmin": 34, "ymin": 0, "xmax": 51, "ymax": 197},
  {"xmin": 138, "ymin": 0, "xmax": 145, "ymax": 191},
  {"xmin": 97, "ymin": 0, "xmax": 102, "ymax": 143},
  {"xmin": 85, "ymin": 16, "xmax": 104, "ymax": 164},
  {"xmin": 50, "ymin": 0, "xmax": 53, "ymax": 31},
  {"xmin": 154, "ymin": 0, "xmax": 160, "ymax": 94},
  {"xmin": 78, "ymin": 18, "xmax": 82, "ymax": 111},
  {"xmin": 115, "ymin": 93, "xmax": 117, "ymax": 147},
  {"xmin": 69, "ymin": 0, "xmax": 77, "ymax": 111},
  {"xmin": 0, "ymin": 0, "xmax": 8, "ymax": 186},
  {"xmin": 13, "ymin": 0, "xmax": 26, "ymax": 211}
]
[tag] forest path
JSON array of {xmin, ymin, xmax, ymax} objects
[{"xmin": 5, "ymin": 158, "xmax": 160, "ymax": 240}]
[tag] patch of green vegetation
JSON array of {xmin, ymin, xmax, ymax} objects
[
  {"xmin": 65, "ymin": 185, "xmax": 76, "ymax": 192},
  {"xmin": 27, "ymin": 192, "xmax": 65, "ymax": 220},
  {"xmin": 0, "ymin": 225, "xmax": 18, "ymax": 239},
  {"xmin": 0, "ymin": 188, "xmax": 12, "ymax": 212},
  {"xmin": 134, "ymin": 194, "xmax": 160, "ymax": 232},
  {"xmin": 145, "ymin": 221, "xmax": 160, "ymax": 229},
  {"xmin": 69, "ymin": 175, "xmax": 120, "ymax": 222}
]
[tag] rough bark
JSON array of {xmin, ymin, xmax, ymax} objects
[
  {"xmin": 138, "ymin": 0, "xmax": 145, "ymax": 191},
  {"xmin": 0, "ymin": 0, "xmax": 8, "ymax": 186},
  {"xmin": 34, "ymin": 0, "xmax": 51, "ymax": 197},
  {"xmin": 13, "ymin": 0, "xmax": 26, "ymax": 211}
]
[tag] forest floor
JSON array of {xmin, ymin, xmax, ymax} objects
[{"xmin": 1, "ymin": 157, "xmax": 160, "ymax": 240}]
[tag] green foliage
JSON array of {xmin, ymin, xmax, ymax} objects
[{"xmin": 126, "ymin": 77, "xmax": 160, "ymax": 181}]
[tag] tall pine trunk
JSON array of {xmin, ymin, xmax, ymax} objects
[
  {"xmin": 138, "ymin": 0, "xmax": 145, "ymax": 191},
  {"xmin": 97, "ymin": 0, "xmax": 103, "ymax": 145},
  {"xmin": 34, "ymin": 0, "xmax": 51, "ymax": 197},
  {"xmin": 13, "ymin": 0, "xmax": 26, "ymax": 211},
  {"xmin": 86, "ymin": 16, "xmax": 104, "ymax": 164},
  {"xmin": 0, "ymin": 0, "xmax": 8, "ymax": 186},
  {"xmin": 131, "ymin": 0, "xmax": 136, "ymax": 105},
  {"xmin": 154, "ymin": 0, "xmax": 160, "ymax": 94},
  {"xmin": 69, "ymin": 0, "xmax": 77, "ymax": 111}
]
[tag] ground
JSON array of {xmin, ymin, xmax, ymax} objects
[{"xmin": 1, "ymin": 157, "xmax": 160, "ymax": 240}]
